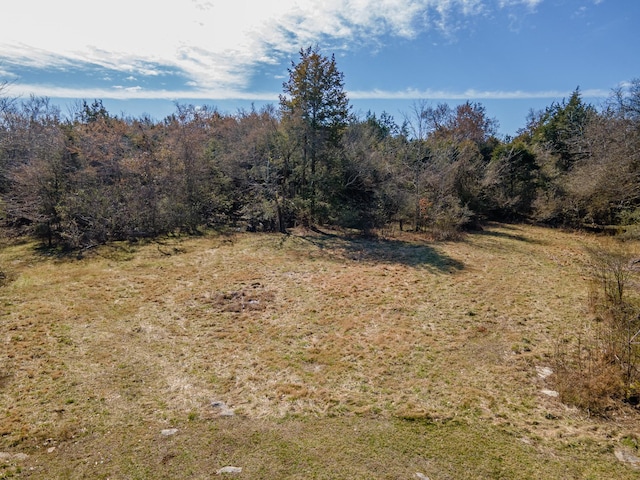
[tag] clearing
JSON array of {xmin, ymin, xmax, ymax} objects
[{"xmin": 1, "ymin": 223, "xmax": 639, "ymax": 479}]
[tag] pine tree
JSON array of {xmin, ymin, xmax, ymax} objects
[{"xmin": 279, "ymin": 46, "xmax": 350, "ymax": 225}]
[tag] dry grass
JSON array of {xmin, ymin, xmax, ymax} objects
[{"xmin": 1, "ymin": 224, "xmax": 639, "ymax": 478}]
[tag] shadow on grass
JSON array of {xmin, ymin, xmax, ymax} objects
[
  {"xmin": 32, "ymin": 242, "xmax": 81, "ymax": 260},
  {"xmin": 476, "ymin": 224, "xmax": 547, "ymax": 245},
  {"xmin": 296, "ymin": 229, "xmax": 464, "ymax": 273},
  {"xmin": 33, "ymin": 240, "xmax": 138, "ymax": 262},
  {"xmin": 31, "ymin": 231, "xmax": 198, "ymax": 262}
]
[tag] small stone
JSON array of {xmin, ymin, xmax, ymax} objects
[
  {"xmin": 415, "ymin": 473, "xmax": 430, "ymax": 480},
  {"xmin": 47, "ymin": 447, "xmax": 56, "ymax": 453},
  {"xmin": 536, "ymin": 366, "xmax": 553, "ymax": 379},
  {"xmin": 216, "ymin": 466, "xmax": 242, "ymax": 474},
  {"xmin": 541, "ymin": 389, "xmax": 559, "ymax": 397},
  {"xmin": 615, "ymin": 449, "xmax": 640, "ymax": 469},
  {"xmin": 161, "ymin": 428, "xmax": 178, "ymax": 436},
  {"xmin": 0, "ymin": 452, "xmax": 28, "ymax": 461},
  {"xmin": 211, "ymin": 400, "xmax": 235, "ymax": 416}
]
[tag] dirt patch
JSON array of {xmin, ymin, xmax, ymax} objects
[
  {"xmin": 0, "ymin": 373, "xmax": 12, "ymax": 390},
  {"xmin": 202, "ymin": 282, "xmax": 275, "ymax": 313}
]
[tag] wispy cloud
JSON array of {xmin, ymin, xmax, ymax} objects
[
  {"xmin": 7, "ymin": 82, "xmax": 610, "ymax": 103},
  {"xmin": 349, "ymin": 86, "xmax": 611, "ymax": 100},
  {"xmin": 7, "ymin": 83, "xmax": 280, "ymax": 101},
  {"xmin": 1, "ymin": 0, "xmax": 544, "ymax": 94},
  {"xmin": 498, "ymin": 0, "xmax": 542, "ymax": 9}
]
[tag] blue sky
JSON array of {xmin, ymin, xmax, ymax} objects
[{"xmin": 1, "ymin": 0, "xmax": 637, "ymax": 136}]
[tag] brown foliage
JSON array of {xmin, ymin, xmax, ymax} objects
[{"xmin": 554, "ymin": 242, "xmax": 640, "ymax": 414}]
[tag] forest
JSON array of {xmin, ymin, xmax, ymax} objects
[{"xmin": 1, "ymin": 46, "xmax": 639, "ymax": 248}]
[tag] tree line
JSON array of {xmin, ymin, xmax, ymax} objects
[{"xmin": 1, "ymin": 47, "xmax": 639, "ymax": 248}]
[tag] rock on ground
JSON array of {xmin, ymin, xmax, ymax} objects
[
  {"xmin": 216, "ymin": 466, "xmax": 242, "ymax": 474},
  {"xmin": 615, "ymin": 449, "xmax": 640, "ymax": 469}
]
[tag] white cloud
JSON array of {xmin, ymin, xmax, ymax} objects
[
  {"xmin": 498, "ymin": 0, "xmax": 542, "ymax": 9},
  {"xmin": 348, "ymin": 86, "xmax": 610, "ymax": 100},
  {"xmin": 0, "ymin": 0, "xmax": 537, "ymax": 94},
  {"xmin": 114, "ymin": 85, "xmax": 143, "ymax": 93},
  {"xmin": 7, "ymin": 83, "xmax": 280, "ymax": 101},
  {"xmin": 0, "ymin": 67, "xmax": 17, "ymax": 79},
  {"xmin": 7, "ymin": 81, "xmax": 610, "ymax": 103}
]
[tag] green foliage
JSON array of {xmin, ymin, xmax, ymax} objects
[
  {"xmin": 279, "ymin": 46, "xmax": 350, "ymax": 226},
  {"xmin": 483, "ymin": 140, "xmax": 538, "ymax": 219},
  {"xmin": 532, "ymin": 88, "xmax": 595, "ymax": 171},
  {"xmin": 424, "ymin": 194, "xmax": 473, "ymax": 240},
  {"xmin": 279, "ymin": 46, "xmax": 350, "ymax": 141},
  {"xmin": 523, "ymin": 85, "xmax": 640, "ymax": 228},
  {"xmin": 618, "ymin": 208, "xmax": 640, "ymax": 226},
  {"xmin": 76, "ymin": 99, "xmax": 110, "ymax": 123}
]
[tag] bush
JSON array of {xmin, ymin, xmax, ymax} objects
[
  {"xmin": 554, "ymin": 330, "xmax": 625, "ymax": 415},
  {"xmin": 554, "ymin": 243, "xmax": 640, "ymax": 414},
  {"xmin": 425, "ymin": 195, "xmax": 472, "ymax": 241}
]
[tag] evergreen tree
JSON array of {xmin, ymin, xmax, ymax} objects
[
  {"xmin": 533, "ymin": 88, "xmax": 595, "ymax": 171},
  {"xmin": 483, "ymin": 140, "xmax": 538, "ymax": 219},
  {"xmin": 279, "ymin": 46, "xmax": 350, "ymax": 225}
]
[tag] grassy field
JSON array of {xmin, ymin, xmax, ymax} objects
[{"xmin": 1, "ymin": 223, "xmax": 639, "ymax": 479}]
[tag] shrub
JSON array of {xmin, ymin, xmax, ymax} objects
[
  {"xmin": 554, "ymin": 242, "xmax": 640, "ymax": 414},
  {"xmin": 425, "ymin": 194, "xmax": 472, "ymax": 241},
  {"xmin": 554, "ymin": 329, "xmax": 625, "ymax": 415}
]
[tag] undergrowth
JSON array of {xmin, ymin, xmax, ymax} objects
[{"xmin": 555, "ymin": 240, "xmax": 640, "ymax": 415}]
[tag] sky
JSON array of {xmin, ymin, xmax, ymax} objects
[{"xmin": 1, "ymin": 0, "xmax": 638, "ymax": 137}]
